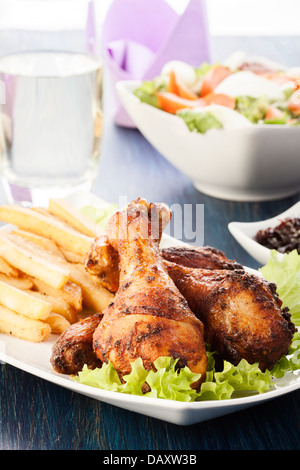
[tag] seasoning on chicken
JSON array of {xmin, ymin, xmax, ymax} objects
[
  {"xmin": 92, "ymin": 199, "xmax": 207, "ymax": 386},
  {"xmin": 161, "ymin": 245, "xmax": 243, "ymax": 271},
  {"xmin": 85, "ymin": 239, "xmax": 242, "ymax": 293},
  {"xmin": 86, "ymin": 215, "xmax": 295, "ymax": 371},
  {"xmin": 52, "ymin": 198, "xmax": 296, "ymax": 379},
  {"xmin": 50, "ymin": 314, "xmax": 102, "ymax": 374},
  {"xmin": 166, "ymin": 263, "xmax": 296, "ymax": 371}
]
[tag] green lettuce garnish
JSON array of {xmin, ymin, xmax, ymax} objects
[
  {"xmin": 259, "ymin": 249, "xmax": 300, "ymax": 378},
  {"xmin": 270, "ymin": 330, "xmax": 300, "ymax": 378},
  {"xmin": 198, "ymin": 352, "xmax": 272, "ymax": 400},
  {"xmin": 73, "ymin": 357, "xmax": 201, "ymax": 402},
  {"xmin": 235, "ymin": 95, "xmax": 270, "ymax": 123},
  {"xmin": 133, "ymin": 77, "xmax": 166, "ymax": 108},
  {"xmin": 260, "ymin": 249, "xmax": 300, "ymax": 327},
  {"xmin": 177, "ymin": 110, "xmax": 223, "ymax": 133},
  {"xmin": 73, "ymin": 351, "xmax": 274, "ymax": 402}
]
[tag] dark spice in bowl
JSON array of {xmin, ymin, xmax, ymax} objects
[{"xmin": 255, "ymin": 217, "xmax": 300, "ymax": 254}]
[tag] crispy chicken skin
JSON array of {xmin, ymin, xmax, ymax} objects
[
  {"xmin": 161, "ymin": 245, "xmax": 243, "ymax": 271},
  {"xmin": 92, "ymin": 199, "xmax": 207, "ymax": 385},
  {"xmin": 166, "ymin": 263, "xmax": 296, "ymax": 371},
  {"xmin": 50, "ymin": 314, "xmax": 102, "ymax": 374},
  {"xmin": 86, "ymin": 235, "xmax": 120, "ymax": 293},
  {"xmin": 85, "ymin": 239, "xmax": 242, "ymax": 293},
  {"xmin": 52, "ymin": 198, "xmax": 296, "ymax": 377},
  {"xmin": 86, "ymin": 224, "xmax": 295, "ymax": 371}
]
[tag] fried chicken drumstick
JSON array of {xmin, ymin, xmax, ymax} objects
[
  {"xmin": 85, "ymin": 204, "xmax": 295, "ymax": 371},
  {"xmin": 92, "ymin": 199, "xmax": 207, "ymax": 385},
  {"xmin": 51, "ymin": 198, "xmax": 295, "ymax": 377},
  {"xmin": 51, "ymin": 314, "xmax": 102, "ymax": 374}
]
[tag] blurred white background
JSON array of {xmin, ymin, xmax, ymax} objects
[
  {"xmin": 1, "ymin": 1, "xmax": 298, "ymax": 37},
  {"xmin": 206, "ymin": 0, "xmax": 300, "ymax": 35},
  {"xmin": 99, "ymin": 0, "xmax": 300, "ymax": 36}
]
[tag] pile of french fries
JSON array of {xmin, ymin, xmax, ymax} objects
[{"xmin": 0, "ymin": 198, "xmax": 114, "ymax": 342}]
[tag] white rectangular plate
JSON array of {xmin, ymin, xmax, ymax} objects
[{"xmin": 0, "ymin": 191, "xmax": 299, "ymax": 426}]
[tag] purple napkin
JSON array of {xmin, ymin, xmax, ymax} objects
[{"xmin": 102, "ymin": 0, "xmax": 211, "ymax": 127}]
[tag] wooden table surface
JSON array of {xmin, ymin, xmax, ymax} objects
[{"xmin": 0, "ymin": 36, "xmax": 300, "ymax": 452}]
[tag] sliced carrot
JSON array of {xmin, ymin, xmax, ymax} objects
[
  {"xmin": 265, "ymin": 105, "xmax": 285, "ymax": 121},
  {"xmin": 167, "ymin": 70, "xmax": 199, "ymax": 100},
  {"xmin": 288, "ymin": 89, "xmax": 300, "ymax": 115},
  {"xmin": 203, "ymin": 93, "xmax": 236, "ymax": 109},
  {"xmin": 157, "ymin": 91, "xmax": 205, "ymax": 114},
  {"xmin": 201, "ymin": 65, "xmax": 231, "ymax": 96},
  {"xmin": 176, "ymin": 79, "xmax": 199, "ymax": 100},
  {"xmin": 167, "ymin": 70, "xmax": 179, "ymax": 95}
]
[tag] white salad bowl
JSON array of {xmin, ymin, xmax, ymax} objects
[
  {"xmin": 116, "ymin": 80, "xmax": 300, "ymax": 202},
  {"xmin": 228, "ymin": 201, "xmax": 300, "ymax": 265}
]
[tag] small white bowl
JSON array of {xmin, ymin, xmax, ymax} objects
[
  {"xmin": 116, "ymin": 80, "xmax": 300, "ymax": 202},
  {"xmin": 228, "ymin": 201, "xmax": 300, "ymax": 265}
]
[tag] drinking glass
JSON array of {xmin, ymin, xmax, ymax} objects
[{"xmin": 0, "ymin": 0, "xmax": 103, "ymax": 206}]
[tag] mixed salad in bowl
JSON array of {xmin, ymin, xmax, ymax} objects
[{"xmin": 133, "ymin": 51, "xmax": 300, "ymax": 134}]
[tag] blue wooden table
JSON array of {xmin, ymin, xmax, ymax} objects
[{"xmin": 0, "ymin": 36, "xmax": 300, "ymax": 451}]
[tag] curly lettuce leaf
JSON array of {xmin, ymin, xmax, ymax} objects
[
  {"xmin": 259, "ymin": 250, "xmax": 300, "ymax": 378},
  {"xmin": 74, "ymin": 357, "xmax": 201, "ymax": 402},
  {"xmin": 260, "ymin": 249, "xmax": 300, "ymax": 327},
  {"xmin": 197, "ymin": 351, "xmax": 272, "ymax": 401},
  {"xmin": 271, "ymin": 330, "xmax": 300, "ymax": 378},
  {"xmin": 73, "ymin": 352, "xmax": 275, "ymax": 402},
  {"xmin": 74, "ymin": 361, "xmax": 124, "ymax": 392},
  {"xmin": 144, "ymin": 357, "xmax": 200, "ymax": 402}
]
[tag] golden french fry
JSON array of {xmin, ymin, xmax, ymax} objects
[
  {"xmin": 0, "ymin": 255, "xmax": 20, "ymax": 277},
  {"xmin": 0, "ymin": 231, "xmax": 70, "ymax": 289},
  {"xmin": 27, "ymin": 290, "xmax": 78, "ymax": 324},
  {"xmin": 62, "ymin": 281, "xmax": 83, "ymax": 310},
  {"xmin": 0, "ymin": 279, "xmax": 52, "ymax": 320},
  {"xmin": 44, "ymin": 312, "xmax": 70, "ymax": 334},
  {"xmin": 30, "ymin": 278, "xmax": 82, "ymax": 312},
  {"xmin": 68, "ymin": 263, "xmax": 114, "ymax": 312},
  {"xmin": 10, "ymin": 233, "xmax": 113, "ymax": 313},
  {"xmin": 0, "ymin": 304, "xmax": 51, "ymax": 342},
  {"xmin": 58, "ymin": 248, "xmax": 85, "ymax": 264},
  {"xmin": 11, "ymin": 229, "xmax": 64, "ymax": 258},
  {"xmin": 0, "ymin": 201, "xmax": 116, "ymax": 344},
  {"xmin": 0, "ymin": 273, "xmax": 33, "ymax": 290},
  {"xmin": 48, "ymin": 198, "xmax": 101, "ymax": 237},
  {"xmin": 31, "ymin": 206, "xmax": 54, "ymax": 217},
  {"xmin": 0, "ymin": 204, "xmax": 94, "ymax": 256}
]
